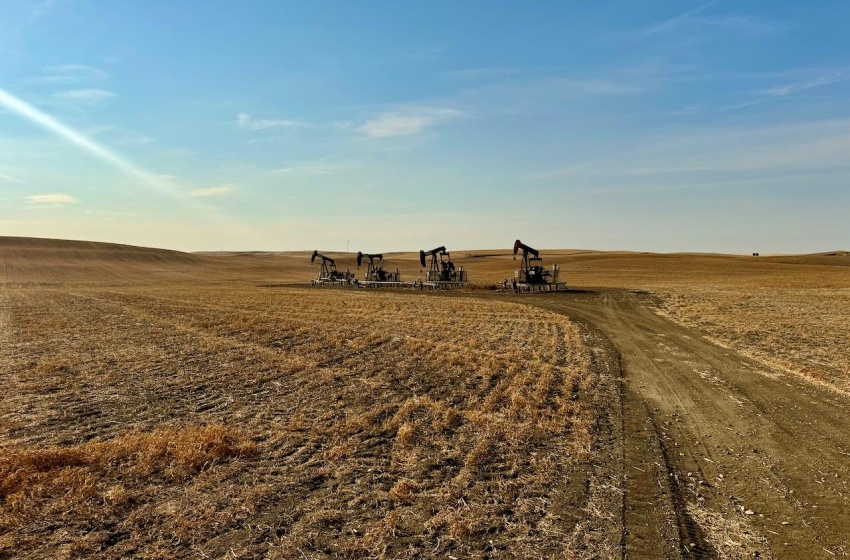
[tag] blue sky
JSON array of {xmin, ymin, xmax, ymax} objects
[{"xmin": 1, "ymin": 0, "xmax": 848, "ymax": 252}]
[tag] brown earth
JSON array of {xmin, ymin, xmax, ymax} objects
[
  {"xmin": 2, "ymin": 236, "xmax": 850, "ymax": 559},
  {"xmin": 520, "ymin": 290, "xmax": 850, "ymax": 559}
]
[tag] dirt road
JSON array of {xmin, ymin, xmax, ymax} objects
[{"xmin": 522, "ymin": 289, "xmax": 850, "ymax": 559}]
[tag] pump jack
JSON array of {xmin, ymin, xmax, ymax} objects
[
  {"xmin": 513, "ymin": 240, "xmax": 550, "ymax": 284},
  {"xmin": 419, "ymin": 246, "xmax": 467, "ymax": 284},
  {"xmin": 420, "ymin": 246, "xmax": 452, "ymax": 281},
  {"xmin": 311, "ymin": 250, "xmax": 350, "ymax": 284},
  {"xmin": 512, "ymin": 239, "xmax": 563, "ymax": 291},
  {"xmin": 357, "ymin": 252, "xmax": 400, "ymax": 282}
]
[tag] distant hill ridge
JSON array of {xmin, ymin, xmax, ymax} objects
[
  {"xmin": 0, "ymin": 236, "xmax": 215, "ymax": 284},
  {"xmin": 1, "ymin": 236, "xmax": 848, "ymax": 286},
  {"xmin": 0, "ymin": 236, "xmax": 201, "ymax": 262}
]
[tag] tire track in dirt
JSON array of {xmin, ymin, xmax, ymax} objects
[
  {"xmin": 567, "ymin": 295, "xmax": 713, "ymax": 559},
  {"xmin": 520, "ymin": 289, "xmax": 850, "ymax": 559},
  {"xmin": 0, "ymin": 286, "xmax": 12, "ymax": 378}
]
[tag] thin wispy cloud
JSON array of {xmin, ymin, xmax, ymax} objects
[
  {"xmin": 444, "ymin": 67, "xmax": 519, "ymax": 79},
  {"xmin": 0, "ymin": 88, "xmax": 173, "ymax": 193},
  {"xmin": 29, "ymin": 64, "xmax": 107, "ymax": 84},
  {"xmin": 237, "ymin": 113, "xmax": 301, "ymax": 131},
  {"xmin": 399, "ymin": 45, "xmax": 446, "ymax": 62},
  {"xmin": 647, "ymin": 1, "xmax": 722, "ymax": 34},
  {"xmin": 454, "ymin": 61, "xmax": 657, "ymax": 109},
  {"xmin": 271, "ymin": 154, "xmax": 357, "ymax": 176},
  {"xmin": 189, "ymin": 185, "xmax": 235, "ymax": 197},
  {"xmin": 358, "ymin": 107, "xmax": 462, "ymax": 138},
  {"xmin": 551, "ymin": 78, "xmax": 643, "ymax": 95},
  {"xmin": 664, "ymin": 99, "xmax": 765, "ymax": 117},
  {"xmin": 530, "ymin": 118, "xmax": 850, "ymax": 181},
  {"xmin": 648, "ymin": 4, "xmax": 779, "ymax": 38},
  {"xmin": 87, "ymin": 124, "xmax": 155, "ymax": 145},
  {"xmin": 0, "ymin": 173, "xmax": 22, "ymax": 183},
  {"xmin": 53, "ymin": 88, "xmax": 116, "ymax": 105},
  {"xmin": 25, "ymin": 192, "xmax": 78, "ymax": 206},
  {"xmin": 662, "ymin": 65, "xmax": 847, "ymax": 116},
  {"xmin": 760, "ymin": 70, "xmax": 848, "ymax": 96},
  {"xmin": 687, "ymin": 15, "xmax": 779, "ymax": 35}
]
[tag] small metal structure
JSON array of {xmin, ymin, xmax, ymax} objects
[
  {"xmin": 357, "ymin": 251, "xmax": 402, "ymax": 286},
  {"xmin": 419, "ymin": 246, "xmax": 468, "ymax": 289},
  {"xmin": 511, "ymin": 239, "xmax": 566, "ymax": 292},
  {"xmin": 311, "ymin": 250, "xmax": 353, "ymax": 286}
]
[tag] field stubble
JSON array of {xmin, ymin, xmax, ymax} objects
[
  {"xmin": 0, "ymin": 285, "xmax": 615, "ymax": 559},
  {"xmin": 654, "ymin": 285, "xmax": 850, "ymax": 394}
]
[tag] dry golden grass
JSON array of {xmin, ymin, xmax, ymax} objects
[
  {"xmin": 1, "ymin": 279, "xmax": 605, "ymax": 558},
  {"xmin": 0, "ymin": 425, "xmax": 255, "ymax": 544},
  {"xmin": 572, "ymin": 253, "xmax": 850, "ymax": 394},
  {"xmin": 686, "ymin": 503, "xmax": 770, "ymax": 560},
  {"xmin": 655, "ymin": 286, "xmax": 850, "ymax": 393}
]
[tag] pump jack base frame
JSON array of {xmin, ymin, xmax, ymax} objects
[
  {"xmin": 421, "ymin": 281, "xmax": 469, "ymax": 290},
  {"xmin": 360, "ymin": 281, "xmax": 405, "ymax": 288},
  {"xmin": 512, "ymin": 282, "xmax": 567, "ymax": 293},
  {"xmin": 312, "ymin": 277, "xmax": 354, "ymax": 286}
]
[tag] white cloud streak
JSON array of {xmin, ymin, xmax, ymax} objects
[
  {"xmin": 25, "ymin": 192, "xmax": 78, "ymax": 205},
  {"xmin": 760, "ymin": 70, "xmax": 848, "ymax": 96},
  {"xmin": 647, "ymin": 4, "xmax": 779, "ymax": 37},
  {"xmin": 445, "ymin": 67, "xmax": 518, "ymax": 79},
  {"xmin": 647, "ymin": 1, "xmax": 722, "ymax": 34},
  {"xmin": 270, "ymin": 154, "xmax": 357, "ymax": 176},
  {"xmin": 53, "ymin": 88, "xmax": 116, "ymax": 104},
  {"xmin": 686, "ymin": 15, "xmax": 778, "ymax": 35},
  {"xmin": 31, "ymin": 64, "xmax": 107, "ymax": 84},
  {"xmin": 190, "ymin": 185, "xmax": 235, "ymax": 198},
  {"xmin": 237, "ymin": 113, "xmax": 301, "ymax": 131},
  {"xmin": 531, "ymin": 118, "xmax": 850, "ymax": 181},
  {"xmin": 551, "ymin": 78, "xmax": 643, "ymax": 95},
  {"xmin": 358, "ymin": 107, "xmax": 462, "ymax": 138},
  {"xmin": 0, "ymin": 88, "xmax": 171, "ymax": 191}
]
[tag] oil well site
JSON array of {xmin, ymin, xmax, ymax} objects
[
  {"xmin": 309, "ymin": 239, "xmax": 564, "ymax": 292},
  {"xmin": 2, "ymin": 236, "xmax": 850, "ymax": 559}
]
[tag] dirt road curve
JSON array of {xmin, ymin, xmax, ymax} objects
[{"xmin": 523, "ymin": 290, "xmax": 850, "ymax": 559}]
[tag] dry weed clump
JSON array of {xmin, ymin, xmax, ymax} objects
[
  {"xmin": 686, "ymin": 503, "xmax": 771, "ymax": 559},
  {"xmin": 0, "ymin": 425, "xmax": 254, "ymax": 531},
  {"xmin": 2, "ymin": 284, "xmax": 601, "ymax": 558}
]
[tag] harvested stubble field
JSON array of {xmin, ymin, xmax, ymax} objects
[
  {"xmin": 4, "ymin": 236, "xmax": 850, "ymax": 559},
  {"xmin": 657, "ymin": 286, "xmax": 850, "ymax": 392},
  {"xmin": 0, "ymin": 264, "xmax": 617, "ymax": 558}
]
